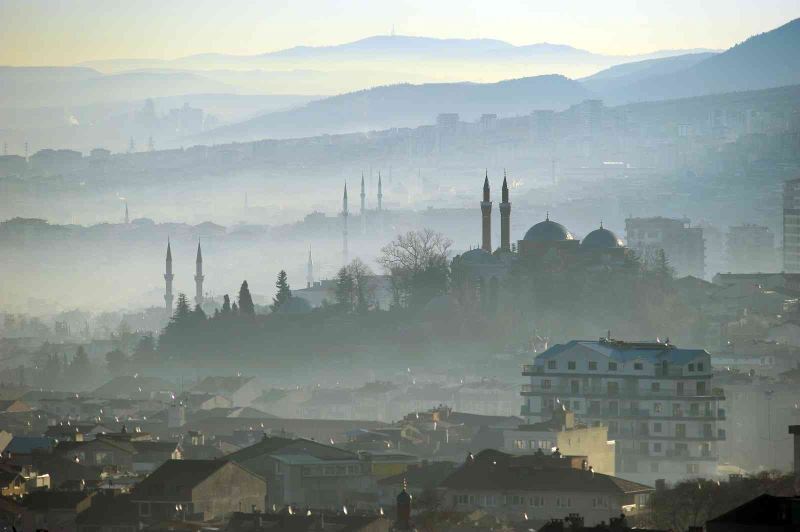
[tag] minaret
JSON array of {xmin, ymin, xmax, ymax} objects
[
  {"xmin": 307, "ymin": 247, "xmax": 314, "ymax": 288},
  {"xmin": 164, "ymin": 240, "xmax": 174, "ymax": 314},
  {"xmin": 377, "ymin": 172, "xmax": 384, "ymax": 233},
  {"xmin": 360, "ymin": 173, "xmax": 366, "ymax": 235},
  {"xmin": 377, "ymin": 172, "xmax": 383, "ymax": 212},
  {"xmin": 500, "ymin": 170, "xmax": 511, "ymax": 253},
  {"xmin": 124, "ymin": 201, "xmax": 129, "ymax": 224},
  {"xmin": 342, "ymin": 183, "xmax": 349, "ymax": 266},
  {"xmin": 194, "ymin": 240, "xmax": 204, "ymax": 307},
  {"xmin": 481, "ymin": 172, "xmax": 492, "ymax": 252}
]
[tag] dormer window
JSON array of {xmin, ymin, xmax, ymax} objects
[
  {"xmin": 588, "ymin": 361, "xmax": 598, "ymax": 371},
  {"xmin": 547, "ymin": 360, "xmax": 557, "ymax": 370},
  {"xmin": 688, "ymin": 363, "xmax": 695, "ymax": 372}
]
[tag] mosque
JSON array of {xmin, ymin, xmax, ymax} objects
[{"xmin": 452, "ymin": 173, "xmax": 631, "ymax": 284}]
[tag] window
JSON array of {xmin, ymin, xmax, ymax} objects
[
  {"xmin": 653, "ymin": 423, "xmax": 662, "ymax": 433},
  {"xmin": 654, "ymin": 402, "xmax": 662, "ymax": 413},
  {"xmin": 688, "ymin": 363, "xmax": 695, "ymax": 372},
  {"xmin": 651, "ymin": 382, "xmax": 661, "ymax": 392},
  {"xmin": 588, "ymin": 361, "xmax": 598, "ymax": 370},
  {"xmin": 650, "ymin": 462, "xmax": 659, "ymax": 473},
  {"xmin": 542, "ymin": 379, "xmax": 551, "ymax": 390},
  {"xmin": 530, "ymin": 495, "xmax": 544, "ymax": 507},
  {"xmin": 571, "ymin": 380, "xmax": 580, "ymax": 393},
  {"xmin": 513, "ymin": 440, "xmax": 526, "ymax": 449},
  {"xmin": 568, "ymin": 361, "xmax": 576, "ymax": 370},
  {"xmin": 607, "ymin": 382, "xmax": 619, "ymax": 395},
  {"xmin": 653, "ymin": 443, "xmax": 662, "ymax": 452},
  {"xmin": 672, "ymin": 404, "xmax": 683, "ymax": 417},
  {"xmin": 634, "ymin": 362, "xmax": 643, "ymax": 370},
  {"xmin": 687, "ymin": 463, "xmax": 700, "ymax": 474},
  {"xmin": 548, "ymin": 360, "xmax": 557, "ymax": 370},
  {"xmin": 697, "ymin": 362, "xmax": 704, "ymax": 372},
  {"xmin": 608, "ymin": 362, "xmax": 618, "ymax": 371},
  {"xmin": 676, "ymin": 424, "xmax": 686, "ymax": 438},
  {"xmin": 608, "ymin": 421, "xmax": 619, "ymax": 434},
  {"xmin": 573, "ymin": 401, "xmax": 581, "ymax": 411},
  {"xmin": 139, "ymin": 503, "xmax": 151, "ymax": 517}
]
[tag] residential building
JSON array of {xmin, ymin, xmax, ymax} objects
[
  {"xmin": 225, "ymin": 436, "xmax": 372, "ymax": 508},
  {"xmin": 706, "ymin": 493, "xmax": 800, "ymax": 531},
  {"xmin": 190, "ymin": 376, "xmax": 263, "ymax": 407},
  {"xmin": 131, "ymin": 459, "xmax": 266, "ymax": 522},
  {"xmin": 783, "ymin": 177, "xmax": 800, "ymax": 272},
  {"xmin": 504, "ymin": 406, "xmax": 617, "ymax": 476},
  {"xmin": 521, "ymin": 338, "xmax": 725, "ymax": 484},
  {"xmin": 625, "ymin": 217, "xmax": 705, "ymax": 278},
  {"xmin": 439, "ymin": 450, "xmax": 652, "ymax": 527},
  {"xmin": 726, "ymin": 224, "xmax": 776, "ymax": 273}
]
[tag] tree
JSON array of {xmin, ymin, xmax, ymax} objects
[
  {"xmin": 271, "ymin": 271, "xmax": 292, "ymax": 311},
  {"xmin": 378, "ymin": 229, "xmax": 452, "ymax": 308},
  {"xmin": 66, "ymin": 346, "xmax": 93, "ymax": 390},
  {"xmin": 220, "ymin": 294, "xmax": 231, "ymax": 316},
  {"xmin": 105, "ymin": 349, "xmax": 128, "ymax": 377},
  {"xmin": 132, "ymin": 333, "xmax": 156, "ymax": 363},
  {"xmin": 334, "ymin": 259, "xmax": 375, "ymax": 313},
  {"xmin": 174, "ymin": 293, "xmax": 191, "ymax": 323},
  {"xmin": 238, "ymin": 281, "xmax": 255, "ymax": 316}
]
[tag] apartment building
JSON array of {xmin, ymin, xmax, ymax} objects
[{"xmin": 521, "ymin": 338, "xmax": 725, "ymax": 485}]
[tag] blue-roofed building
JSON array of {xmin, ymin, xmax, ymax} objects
[{"xmin": 520, "ymin": 337, "xmax": 725, "ymax": 485}]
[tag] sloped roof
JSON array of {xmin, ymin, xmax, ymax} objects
[
  {"xmin": 440, "ymin": 450, "xmax": 652, "ymax": 494},
  {"xmin": 535, "ymin": 339, "xmax": 707, "ymax": 365},
  {"xmin": 132, "ymin": 459, "xmax": 228, "ymax": 496},
  {"xmin": 227, "ymin": 437, "xmax": 358, "ymax": 464},
  {"xmin": 191, "ymin": 376, "xmax": 255, "ymax": 394}
]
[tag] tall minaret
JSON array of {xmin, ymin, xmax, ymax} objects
[
  {"xmin": 377, "ymin": 172, "xmax": 384, "ymax": 233},
  {"xmin": 377, "ymin": 172, "xmax": 383, "ymax": 212},
  {"xmin": 124, "ymin": 201, "xmax": 129, "ymax": 224},
  {"xmin": 164, "ymin": 240, "xmax": 174, "ymax": 313},
  {"xmin": 307, "ymin": 247, "xmax": 314, "ymax": 288},
  {"xmin": 194, "ymin": 240, "xmax": 204, "ymax": 307},
  {"xmin": 481, "ymin": 172, "xmax": 492, "ymax": 252},
  {"xmin": 342, "ymin": 183, "xmax": 349, "ymax": 265},
  {"xmin": 500, "ymin": 170, "xmax": 511, "ymax": 253},
  {"xmin": 360, "ymin": 173, "xmax": 366, "ymax": 235}
]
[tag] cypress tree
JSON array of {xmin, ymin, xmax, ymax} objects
[
  {"xmin": 271, "ymin": 270, "xmax": 292, "ymax": 311},
  {"xmin": 238, "ymin": 281, "xmax": 255, "ymax": 316}
]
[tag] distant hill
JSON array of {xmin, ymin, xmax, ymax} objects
[
  {"xmin": 579, "ymin": 53, "xmax": 717, "ymax": 94},
  {"xmin": 195, "ymin": 74, "xmax": 593, "ymax": 143},
  {"xmin": 0, "ymin": 66, "xmax": 234, "ymax": 108},
  {"xmin": 596, "ymin": 18, "xmax": 800, "ymax": 104}
]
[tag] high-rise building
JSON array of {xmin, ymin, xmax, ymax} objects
[
  {"xmin": 783, "ymin": 178, "xmax": 800, "ymax": 272},
  {"xmin": 726, "ymin": 224, "xmax": 776, "ymax": 273},
  {"xmin": 521, "ymin": 337, "xmax": 725, "ymax": 485},
  {"xmin": 625, "ymin": 217, "xmax": 705, "ymax": 278}
]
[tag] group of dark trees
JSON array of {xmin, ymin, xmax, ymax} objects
[{"xmin": 101, "ymin": 226, "xmax": 705, "ymax": 369}]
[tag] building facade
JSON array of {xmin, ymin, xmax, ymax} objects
[
  {"xmin": 521, "ymin": 338, "xmax": 725, "ymax": 485},
  {"xmin": 625, "ymin": 217, "xmax": 705, "ymax": 279},
  {"xmin": 784, "ymin": 178, "xmax": 800, "ymax": 272}
]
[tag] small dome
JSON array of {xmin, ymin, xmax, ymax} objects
[
  {"xmin": 582, "ymin": 226, "xmax": 623, "ymax": 249},
  {"xmin": 523, "ymin": 218, "xmax": 574, "ymax": 242},
  {"xmin": 458, "ymin": 248, "xmax": 500, "ymax": 265}
]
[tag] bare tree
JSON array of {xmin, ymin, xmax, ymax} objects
[{"xmin": 378, "ymin": 229, "xmax": 452, "ymax": 308}]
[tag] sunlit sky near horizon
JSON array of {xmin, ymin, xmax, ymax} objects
[{"xmin": 1, "ymin": 0, "xmax": 798, "ymax": 66}]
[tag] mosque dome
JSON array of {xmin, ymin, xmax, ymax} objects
[
  {"xmin": 581, "ymin": 225, "xmax": 624, "ymax": 249},
  {"xmin": 523, "ymin": 217, "xmax": 574, "ymax": 242},
  {"xmin": 458, "ymin": 248, "xmax": 500, "ymax": 265}
]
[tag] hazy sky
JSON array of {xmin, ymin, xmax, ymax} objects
[{"xmin": 1, "ymin": 0, "xmax": 798, "ymax": 65}]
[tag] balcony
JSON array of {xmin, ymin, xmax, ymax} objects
[{"xmin": 522, "ymin": 365, "xmax": 543, "ymax": 375}]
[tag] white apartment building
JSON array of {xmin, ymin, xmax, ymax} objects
[{"xmin": 521, "ymin": 338, "xmax": 725, "ymax": 485}]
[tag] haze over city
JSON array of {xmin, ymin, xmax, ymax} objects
[{"xmin": 1, "ymin": 1, "xmax": 800, "ymax": 531}]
